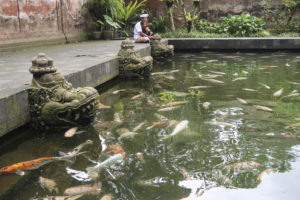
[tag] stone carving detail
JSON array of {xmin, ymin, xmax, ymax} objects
[
  {"xmin": 28, "ymin": 53, "xmax": 100, "ymax": 129},
  {"xmin": 118, "ymin": 38, "xmax": 153, "ymax": 79},
  {"xmin": 150, "ymin": 34, "xmax": 174, "ymax": 60}
]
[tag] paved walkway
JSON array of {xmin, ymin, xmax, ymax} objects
[{"xmin": 0, "ymin": 40, "xmax": 149, "ymax": 98}]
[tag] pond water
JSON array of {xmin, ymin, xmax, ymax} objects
[{"xmin": 1, "ymin": 51, "xmax": 300, "ymax": 200}]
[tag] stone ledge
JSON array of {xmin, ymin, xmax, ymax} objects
[
  {"xmin": 167, "ymin": 38, "xmax": 300, "ymax": 50},
  {"xmin": 0, "ymin": 41, "xmax": 151, "ymax": 137}
]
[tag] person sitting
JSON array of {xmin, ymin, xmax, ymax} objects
[
  {"xmin": 142, "ymin": 21, "xmax": 153, "ymax": 37},
  {"xmin": 134, "ymin": 14, "xmax": 153, "ymax": 43}
]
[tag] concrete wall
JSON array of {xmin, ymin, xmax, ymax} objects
[{"xmin": 0, "ymin": 0, "xmax": 89, "ymax": 43}]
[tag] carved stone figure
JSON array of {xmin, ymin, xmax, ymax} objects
[
  {"xmin": 28, "ymin": 53, "xmax": 100, "ymax": 129},
  {"xmin": 118, "ymin": 38, "xmax": 153, "ymax": 79},
  {"xmin": 150, "ymin": 34, "xmax": 174, "ymax": 60}
]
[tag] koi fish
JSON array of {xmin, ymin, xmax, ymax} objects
[
  {"xmin": 255, "ymin": 105, "xmax": 273, "ymax": 112},
  {"xmin": 100, "ymin": 195, "xmax": 113, "ymax": 200},
  {"xmin": 206, "ymin": 59, "xmax": 218, "ymax": 63},
  {"xmin": 223, "ymin": 161, "xmax": 262, "ymax": 171},
  {"xmin": 0, "ymin": 156, "xmax": 72, "ymax": 176},
  {"xmin": 233, "ymin": 72, "xmax": 238, "ymax": 76},
  {"xmin": 257, "ymin": 168, "xmax": 277, "ymax": 182},
  {"xmin": 64, "ymin": 127, "xmax": 78, "ymax": 138},
  {"xmin": 262, "ymin": 65, "xmax": 278, "ymax": 68},
  {"xmin": 113, "ymin": 113, "xmax": 122, "ymax": 124},
  {"xmin": 179, "ymin": 167, "xmax": 191, "ymax": 180},
  {"xmin": 132, "ymin": 121, "xmax": 146, "ymax": 132},
  {"xmin": 59, "ymin": 140, "xmax": 93, "ymax": 157},
  {"xmin": 158, "ymin": 106, "xmax": 180, "ymax": 112},
  {"xmin": 161, "ymin": 101, "xmax": 187, "ymax": 107},
  {"xmin": 87, "ymin": 153, "xmax": 125, "ymax": 180},
  {"xmin": 154, "ymin": 113, "xmax": 169, "ymax": 121},
  {"xmin": 288, "ymin": 81, "xmax": 300, "ymax": 86},
  {"xmin": 146, "ymin": 121, "xmax": 168, "ymax": 130},
  {"xmin": 285, "ymin": 63, "xmax": 290, "ymax": 67},
  {"xmin": 232, "ymin": 77, "xmax": 247, "ymax": 82},
  {"xmin": 237, "ymin": 97, "xmax": 247, "ymax": 104},
  {"xmin": 208, "ymin": 70, "xmax": 226, "ymax": 75},
  {"xmin": 131, "ymin": 93, "xmax": 143, "ymax": 100},
  {"xmin": 189, "ymin": 86, "xmax": 211, "ymax": 89},
  {"xmin": 260, "ymin": 83, "xmax": 271, "ymax": 89},
  {"xmin": 97, "ymin": 102, "xmax": 111, "ymax": 109},
  {"xmin": 242, "ymin": 88, "xmax": 257, "ymax": 92},
  {"xmin": 242, "ymin": 70, "xmax": 248, "ymax": 74},
  {"xmin": 273, "ymin": 88, "xmax": 283, "ymax": 97},
  {"xmin": 136, "ymin": 152, "xmax": 145, "ymax": 164},
  {"xmin": 39, "ymin": 176, "xmax": 59, "ymax": 194},
  {"xmin": 64, "ymin": 183, "xmax": 101, "ymax": 196},
  {"xmin": 106, "ymin": 144, "xmax": 124, "ymax": 155},
  {"xmin": 161, "ymin": 120, "xmax": 189, "ymax": 141},
  {"xmin": 202, "ymin": 78, "xmax": 224, "ymax": 84},
  {"xmin": 31, "ymin": 195, "xmax": 83, "ymax": 200},
  {"xmin": 112, "ymin": 89, "xmax": 125, "ymax": 94},
  {"xmin": 203, "ymin": 102, "xmax": 211, "ymax": 110}
]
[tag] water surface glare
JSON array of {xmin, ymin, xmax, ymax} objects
[{"xmin": 1, "ymin": 52, "xmax": 300, "ymax": 199}]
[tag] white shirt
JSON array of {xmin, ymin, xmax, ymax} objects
[{"xmin": 134, "ymin": 21, "xmax": 142, "ymax": 41}]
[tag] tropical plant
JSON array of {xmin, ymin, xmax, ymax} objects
[
  {"xmin": 152, "ymin": 16, "xmax": 168, "ymax": 33},
  {"xmin": 185, "ymin": 12, "xmax": 198, "ymax": 32},
  {"xmin": 117, "ymin": 0, "xmax": 147, "ymax": 26},
  {"xmin": 103, "ymin": 15, "xmax": 121, "ymax": 31},
  {"xmin": 160, "ymin": 0, "xmax": 175, "ymax": 31},
  {"xmin": 196, "ymin": 19, "xmax": 222, "ymax": 33},
  {"xmin": 221, "ymin": 14, "xmax": 265, "ymax": 36},
  {"xmin": 88, "ymin": 0, "xmax": 123, "ymax": 21}
]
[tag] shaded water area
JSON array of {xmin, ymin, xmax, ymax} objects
[{"xmin": 1, "ymin": 51, "xmax": 300, "ymax": 199}]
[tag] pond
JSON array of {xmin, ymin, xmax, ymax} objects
[{"xmin": 1, "ymin": 51, "xmax": 300, "ymax": 200}]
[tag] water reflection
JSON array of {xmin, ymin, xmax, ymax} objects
[{"xmin": 1, "ymin": 52, "xmax": 300, "ymax": 199}]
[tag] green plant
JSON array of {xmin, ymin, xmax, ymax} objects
[
  {"xmin": 159, "ymin": 91, "xmax": 175, "ymax": 103},
  {"xmin": 118, "ymin": 0, "xmax": 146, "ymax": 25},
  {"xmin": 103, "ymin": 15, "xmax": 121, "ymax": 31},
  {"xmin": 185, "ymin": 12, "xmax": 198, "ymax": 32},
  {"xmin": 196, "ymin": 19, "xmax": 222, "ymax": 33},
  {"xmin": 221, "ymin": 14, "xmax": 265, "ymax": 36},
  {"xmin": 188, "ymin": 89, "xmax": 205, "ymax": 98},
  {"xmin": 153, "ymin": 16, "xmax": 168, "ymax": 33}
]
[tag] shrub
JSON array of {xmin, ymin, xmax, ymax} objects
[
  {"xmin": 221, "ymin": 14, "xmax": 266, "ymax": 36},
  {"xmin": 195, "ymin": 19, "xmax": 222, "ymax": 33},
  {"xmin": 153, "ymin": 16, "xmax": 168, "ymax": 33}
]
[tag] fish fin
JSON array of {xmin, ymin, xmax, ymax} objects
[{"xmin": 15, "ymin": 170, "xmax": 25, "ymax": 176}]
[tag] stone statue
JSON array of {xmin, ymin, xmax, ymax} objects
[
  {"xmin": 118, "ymin": 38, "xmax": 153, "ymax": 79},
  {"xmin": 150, "ymin": 34, "xmax": 174, "ymax": 60},
  {"xmin": 28, "ymin": 53, "xmax": 100, "ymax": 129}
]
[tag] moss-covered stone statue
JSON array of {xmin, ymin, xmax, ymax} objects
[
  {"xmin": 28, "ymin": 53, "xmax": 100, "ymax": 129},
  {"xmin": 118, "ymin": 38, "xmax": 153, "ymax": 79},
  {"xmin": 150, "ymin": 34, "xmax": 174, "ymax": 60}
]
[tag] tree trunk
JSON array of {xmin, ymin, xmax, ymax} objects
[
  {"xmin": 168, "ymin": 7, "xmax": 176, "ymax": 31},
  {"xmin": 178, "ymin": 0, "xmax": 187, "ymax": 25}
]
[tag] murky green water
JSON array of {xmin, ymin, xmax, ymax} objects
[{"xmin": 1, "ymin": 51, "xmax": 300, "ymax": 200}]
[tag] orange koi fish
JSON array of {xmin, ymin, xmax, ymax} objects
[
  {"xmin": 97, "ymin": 102, "xmax": 111, "ymax": 109},
  {"xmin": 161, "ymin": 101, "xmax": 187, "ymax": 107},
  {"xmin": 106, "ymin": 144, "xmax": 124, "ymax": 155},
  {"xmin": 0, "ymin": 155, "xmax": 75, "ymax": 176}
]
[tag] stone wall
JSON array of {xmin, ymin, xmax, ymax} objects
[
  {"xmin": 140, "ymin": 0, "xmax": 282, "ymax": 26},
  {"xmin": 0, "ymin": 0, "xmax": 89, "ymax": 43}
]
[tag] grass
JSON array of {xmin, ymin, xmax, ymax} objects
[{"xmin": 160, "ymin": 29, "xmax": 300, "ymax": 38}]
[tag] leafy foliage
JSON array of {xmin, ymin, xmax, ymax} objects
[
  {"xmin": 153, "ymin": 16, "xmax": 168, "ymax": 33},
  {"xmin": 221, "ymin": 14, "xmax": 266, "ymax": 36},
  {"xmin": 117, "ymin": 0, "xmax": 147, "ymax": 26},
  {"xmin": 103, "ymin": 15, "xmax": 121, "ymax": 31}
]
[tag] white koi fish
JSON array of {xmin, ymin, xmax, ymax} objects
[
  {"xmin": 161, "ymin": 120, "xmax": 189, "ymax": 141},
  {"xmin": 273, "ymin": 88, "xmax": 283, "ymax": 97},
  {"xmin": 87, "ymin": 153, "xmax": 125, "ymax": 180}
]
